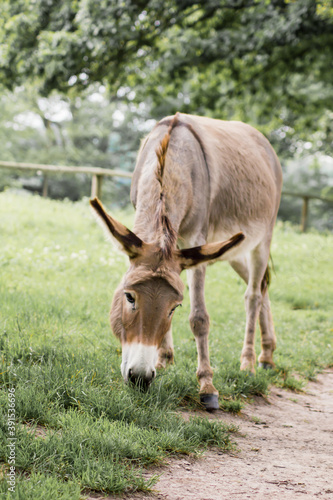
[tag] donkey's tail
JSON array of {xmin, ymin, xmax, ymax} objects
[
  {"xmin": 261, "ymin": 254, "xmax": 275, "ymax": 293},
  {"xmin": 261, "ymin": 265, "xmax": 271, "ymax": 293}
]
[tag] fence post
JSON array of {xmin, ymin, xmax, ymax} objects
[
  {"xmin": 91, "ymin": 174, "xmax": 103, "ymax": 199},
  {"xmin": 301, "ymin": 196, "xmax": 309, "ymax": 232},
  {"xmin": 42, "ymin": 175, "xmax": 48, "ymax": 198}
]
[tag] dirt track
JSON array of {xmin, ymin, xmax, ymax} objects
[{"xmin": 103, "ymin": 369, "xmax": 333, "ymax": 500}]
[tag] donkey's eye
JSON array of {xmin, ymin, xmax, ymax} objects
[
  {"xmin": 169, "ymin": 304, "xmax": 182, "ymax": 317},
  {"xmin": 124, "ymin": 292, "xmax": 135, "ymax": 304}
]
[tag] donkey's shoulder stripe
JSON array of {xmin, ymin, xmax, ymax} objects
[{"xmin": 155, "ymin": 116, "xmax": 211, "ymax": 201}]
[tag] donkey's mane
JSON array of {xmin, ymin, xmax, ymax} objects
[{"xmin": 154, "ymin": 112, "xmax": 179, "ymax": 258}]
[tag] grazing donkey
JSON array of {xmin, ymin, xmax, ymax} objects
[{"xmin": 91, "ymin": 112, "xmax": 282, "ymax": 410}]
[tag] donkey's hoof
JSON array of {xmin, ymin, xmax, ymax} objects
[
  {"xmin": 258, "ymin": 362, "xmax": 273, "ymax": 370},
  {"xmin": 200, "ymin": 394, "xmax": 219, "ymax": 411}
]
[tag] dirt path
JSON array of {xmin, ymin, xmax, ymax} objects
[{"xmin": 97, "ymin": 370, "xmax": 333, "ymax": 500}]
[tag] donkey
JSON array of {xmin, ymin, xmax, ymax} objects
[{"xmin": 90, "ymin": 112, "xmax": 282, "ymax": 410}]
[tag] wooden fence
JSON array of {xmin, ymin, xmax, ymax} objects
[
  {"xmin": 1, "ymin": 160, "xmax": 333, "ymax": 232},
  {"xmin": 282, "ymin": 190, "xmax": 333, "ymax": 232},
  {"xmin": 0, "ymin": 160, "xmax": 132, "ymax": 199}
]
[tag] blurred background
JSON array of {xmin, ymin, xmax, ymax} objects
[{"xmin": 0, "ymin": 0, "xmax": 332, "ymax": 229}]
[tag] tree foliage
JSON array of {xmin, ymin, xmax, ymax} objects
[{"xmin": 1, "ymin": 1, "xmax": 333, "ymax": 154}]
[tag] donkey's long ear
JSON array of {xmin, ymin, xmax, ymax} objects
[
  {"xmin": 176, "ymin": 232, "xmax": 245, "ymax": 270},
  {"xmin": 90, "ymin": 198, "xmax": 145, "ymax": 259}
]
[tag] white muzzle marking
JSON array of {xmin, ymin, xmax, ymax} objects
[{"xmin": 121, "ymin": 342, "xmax": 158, "ymax": 382}]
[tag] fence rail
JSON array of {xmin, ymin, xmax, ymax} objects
[
  {"xmin": 1, "ymin": 160, "xmax": 333, "ymax": 232},
  {"xmin": 0, "ymin": 160, "xmax": 132, "ymax": 200}
]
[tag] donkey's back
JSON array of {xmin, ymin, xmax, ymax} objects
[{"xmin": 131, "ymin": 114, "xmax": 282, "ymax": 260}]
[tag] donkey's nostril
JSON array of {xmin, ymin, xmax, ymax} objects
[
  {"xmin": 128, "ymin": 368, "xmax": 136, "ymax": 385},
  {"xmin": 152, "ymin": 370, "xmax": 156, "ymax": 380},
  {"xmin": 128, "ymin": 369, "xmax": 153, "ymax": 391}
]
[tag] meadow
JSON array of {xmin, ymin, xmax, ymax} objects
[{"xmin": 0, "ymin": 191, "xmax": 332, "ymax": 499}]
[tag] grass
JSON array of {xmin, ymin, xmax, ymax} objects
[{"xmin": 0, "ymin": 191, "xmax": 332, "ymax": 497}]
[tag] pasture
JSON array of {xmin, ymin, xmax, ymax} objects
[{"xmin": 0, "ymin": 191, "xmax": 332, "ymax": 499}]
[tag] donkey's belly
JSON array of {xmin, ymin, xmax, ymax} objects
[{"xmin": 207, "ymin": 221, "xmax": 268, "ymax": 261}]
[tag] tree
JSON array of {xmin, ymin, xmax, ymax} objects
[{"xmin": 1, "ymin": 1, "xmax": 332, "ymax": 156}]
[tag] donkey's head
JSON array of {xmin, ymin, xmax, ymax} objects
[{"xmin": 90, "ymin": 197, "xmax": 244, "ymax": 389}]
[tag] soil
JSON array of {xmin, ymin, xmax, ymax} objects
[{"xmin": 95, "ymin": 369, "xmax": 333, "ymax": 500}]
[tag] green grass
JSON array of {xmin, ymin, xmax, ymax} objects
[{"xmin": 0, "ymin": 191, "xmax": 332, "ymax": 498}]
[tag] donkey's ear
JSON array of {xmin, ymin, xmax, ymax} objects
[
  {"xmin": 176, "ymin": 232, "xmax": 245, "ymax": 270},
  {"xmin": 90, "ymin": 198, "xmax": 145, "ymax": 258}
]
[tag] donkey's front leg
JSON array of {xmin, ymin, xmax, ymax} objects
[
  {"xmin": 156, "ymin": 326, "xmax": 174, "ymax": 369},
  {"xmin": 187, "ymin": 266, "xmax": 219, "ymax": 410}
]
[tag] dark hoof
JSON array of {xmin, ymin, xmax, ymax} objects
[
  {"xmin": 200, "ymin": 394, "xmax": 219, "ymax": 411},
  {"xmin": 258, "ymin": 362, "xmax": 273, "ymax": 370}
]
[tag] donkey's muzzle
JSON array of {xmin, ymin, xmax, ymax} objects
[
  {"xmin": 121, "ymin": 342, "xmax": 158, "ymax": 390},
  {"xmin": 128, "ymin": 368, "xmax": 156, "ymax": 391}
]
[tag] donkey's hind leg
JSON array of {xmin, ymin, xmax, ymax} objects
[
  {"xmin": 257, "ymin": 293, "xmax": 276, "ymax": 368},
  {"xmin": 230, "ymin": 243, "xmax": 276, "ymax": 372}
]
